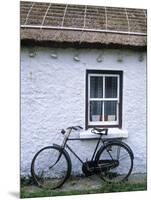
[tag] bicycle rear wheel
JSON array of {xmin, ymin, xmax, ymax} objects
[
  {"xmin": 96, "ymin": 142, "xmax": 133, "ymax": 183},
  {"xmin": 31, "ymin": 146, "xmax": 71, "ymax": 189}
]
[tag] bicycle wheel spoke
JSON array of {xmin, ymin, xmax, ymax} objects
[{"xmin": 118, "ymin": 153, "xmax": 130, "ymax": 161}]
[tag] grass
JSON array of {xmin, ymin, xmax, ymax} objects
[{"xmin": 21, "ymin": 181, "xmax": 147, "ymax": 198}]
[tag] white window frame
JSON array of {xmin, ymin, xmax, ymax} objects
[{"xmin": 88, "ymin": 73, "xmax": 120, "ymax": 126}]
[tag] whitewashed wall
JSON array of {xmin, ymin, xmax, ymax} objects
[{"xmin": 21, "ymin": 47, "xmax": 146, "ymax": 177}]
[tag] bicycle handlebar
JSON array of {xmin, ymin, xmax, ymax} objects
[
  {"xmin": 67, "ymin": 126, "xmax": 83, "ymax": 131},
  {"xmin": 61, "ymin": 126, "xmax": 83, "ymax": 135}
]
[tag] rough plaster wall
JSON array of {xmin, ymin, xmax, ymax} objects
[{"xmin": 21, "ymin": 47, "xmax": 146, "ymax": 177}]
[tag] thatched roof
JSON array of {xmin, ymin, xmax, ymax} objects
[{"xmin": 20, "ymin": 1, "xmax": 147, "ymax": 48}]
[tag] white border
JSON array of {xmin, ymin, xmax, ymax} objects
[{"xmin": 0, "ymin": 0, "xmax": 150, "ymax": 200}]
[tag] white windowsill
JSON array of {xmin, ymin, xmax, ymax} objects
[{"xmin": 80, "ymin": 128, "xmax": 128, "ymax": 139}]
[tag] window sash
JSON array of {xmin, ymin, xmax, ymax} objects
[
  {"xmin": 89, "ymin": 100, "xmax": 119, "ymax": 125},
  {"xmin": 88, "ymin": 74, "xmax": 120, "ymax": 125},
  {"xmin": 88, "ymin": 74, "xmax": 119, "ymax": 100}
]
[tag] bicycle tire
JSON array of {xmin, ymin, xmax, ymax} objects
[
  {"xmin": 95, "ymin": 141, "xmax": 133, "ymax": 183},
  {"xmin": 31, "ymin": 146, "xmax": 71, "ymax": 189}
]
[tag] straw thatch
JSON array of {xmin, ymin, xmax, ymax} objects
[{"xmin": 20, "ymin": 1, "xmax": 147, "ymax": 48}]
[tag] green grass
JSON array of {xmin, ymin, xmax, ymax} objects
[{"xmin": 21, "ymin": 182, "xmax": 147, "ymax": 198}]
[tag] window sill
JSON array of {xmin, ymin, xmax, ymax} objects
[{"xmin": 80, "ymin": 128, "xmax": 128, "ymax": 139}]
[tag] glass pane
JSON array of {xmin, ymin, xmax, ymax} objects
[
  {"xmin": 104, "ymin": 101, "xmax": 117, "ymax": 121},
  {"xmin": 90, "ymin": 77, "xmax": 103, "ymax": 98},
  {"xmin": 90, "ymin": 101, "xmax": 102, "ymax": 121},
  {"xmin": 105, "ymin": 77, "xmax": 117, "ymax": 98}
]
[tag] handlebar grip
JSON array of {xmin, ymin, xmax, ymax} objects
[
  {"xmin": 67, "ymin": 126, "xmax": 77, "ymax": 130},
  {"xmin": 77, "ymin": 126, "xmax": 83, "ymax": 129}
]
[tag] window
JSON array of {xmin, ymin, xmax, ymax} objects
[{"xmin": 86, "ymin": 70, "xmax": 123, "ymax": 129}]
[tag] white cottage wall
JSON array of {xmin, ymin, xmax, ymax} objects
[{"xmin": 21, "ymin": 47, "xmax": 146, "ymax": 177}]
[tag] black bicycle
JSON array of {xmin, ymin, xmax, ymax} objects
[{"xmin": 31, "ymin": 126, "xmax": 134, "ymax": 189}]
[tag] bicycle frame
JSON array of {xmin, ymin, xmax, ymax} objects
[{"xmin": 60, "ymin": 128, "xmax": 105, "ymax": 165}]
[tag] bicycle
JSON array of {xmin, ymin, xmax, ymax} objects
[{"xmin": 31, "ymin": 126, "xmax": 134, "ymax": 190}]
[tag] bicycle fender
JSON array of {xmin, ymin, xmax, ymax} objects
[
  {"xmin": 53, "ymin": 143, "xmax": 64, "ymax": 152},
  {"xmin": 121, "ymin": 142, "xmax": 134, "ymax": 159}
]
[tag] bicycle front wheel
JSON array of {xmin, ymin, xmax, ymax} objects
[
  {"xmin": 31, "ymin": 146, "xmax": 71, "ymax": 189},
  {"xmin": 96, "ymin": 142, "xmax": 133, "ymax": 183}
]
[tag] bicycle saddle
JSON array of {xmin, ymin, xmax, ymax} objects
[{"xmin": 92, "ymin": 127, "xmax": 108, "ymax": 135}]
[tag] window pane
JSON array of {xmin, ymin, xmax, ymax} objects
[
  {"xmin": 90, "ymin": 101, "xmax": 102, "ymax": 121},
  {"xmin": 105, "ymin": 77, "xmax": 117, "ymax": 98},
  {"xmin": 104, "ymin": 101, "xmax": 117, "ymax": 121},
  {"xmin": 90, "ymin": 77, "xmax": 103, "ymax": 98}
]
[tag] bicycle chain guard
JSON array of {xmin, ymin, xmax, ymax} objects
[{"xmin": 82, "ymin": 160, "xmax": 119, "ymax": 176}]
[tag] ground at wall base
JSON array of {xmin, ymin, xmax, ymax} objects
[{"xmin": 21, "ymin": 173, "xmax": 147, "ymax": 198}]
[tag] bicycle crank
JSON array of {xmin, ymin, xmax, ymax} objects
[{"xmin": 82, "ymin": 161, "xmax": 97, "ymax": 176}]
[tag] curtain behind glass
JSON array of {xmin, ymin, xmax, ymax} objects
[
  {"xmin": 90, "ymin": 77, "xmax": 103, "ymax": 98},
  {"xmin": 105, "ymin": 77, "xmax": 117, "ymax": 98}
]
